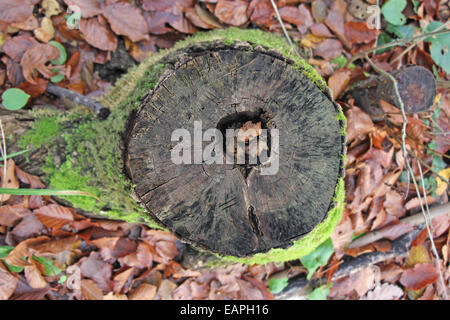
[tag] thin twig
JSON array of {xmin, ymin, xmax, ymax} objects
[
  {"xmin": 269, "ymin": 0, "xmax": 301, "ymax": 57},
  {"xmin": 46, "ymin": 83, "xmax": 111, "ymax": 119},
  {"xmin": 0, "ymin": 120, "xmax": 6, "ymax": 184},
  {"xmin": 348, "ymin": 202, "xmax": 450, "ymax": 249},
  {"xmin": 349, "ymin": 28, "xmax": 450, "ymax": 65}
]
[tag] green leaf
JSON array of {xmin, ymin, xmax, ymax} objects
[
  {"xmin": 432, "ymin": 155, "xmax": 446, "ymax": 173},
  {"xmin": 308, "ymin": 285, "xmax": 330, "ymax": 300},
  {"xmin": 1, "ymin": 88, "xmax": 30, "ymax": 110},
  {"xmin": 0, "ymin": 246, "xmax": 14, "ymax": 258},
  {"xmin": 268, "ymin": 277, "xmax": 289, "ymax": 294},
  {"xmin": 300, "ymin": 238, "xmax": 334, "ymax": 280},
  {"xmin": 376, "ymin": 33, "xmax": 394, "ymax": 54},
  {"xmin": 58, "ymin": 274, "xmax": 67, "ymax": 285},
  {"xmin": 382, "ymin": 0, "xmax": 407, "ymax": 26},
  {"xmin": 49, "ymin": 41, "xmax": 67, "ymax": 66},
  {"xmin": 386, "ymin": 23, "xmax": 414, "ymax": 39},
  {"xmin": 32, "ymin": 255, "xmax": 62, "ymax": 276},
  {"xmin": 430, "ymin": 40, "xmax": 450, "ymax": 74},
  {"xmin": 51, "ymin": 73, "xmax": 64, "ymax": 83}
]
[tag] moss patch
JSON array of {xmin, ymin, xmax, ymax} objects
[{"xmin": 19, "ymin": 117, "xmax": 61, "ymax": 150}]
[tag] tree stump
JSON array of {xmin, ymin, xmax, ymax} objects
[{"xmin": 4, "ymin": 28, "xmax": 346, "ymax": 264}]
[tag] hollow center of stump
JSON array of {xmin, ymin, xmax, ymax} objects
[{"xmin": 216, "ymin": 110, "xmax": 272, "ymax": 179}]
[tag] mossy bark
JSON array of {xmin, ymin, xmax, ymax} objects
[{"xmin": 3, "ymin": 28, "xmax": 347, "ymax": 265}]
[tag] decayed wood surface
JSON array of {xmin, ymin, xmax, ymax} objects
[
  {"xmin": 126, "ymin": 45, "xmax": 345, "ymax": 257},
  {"xmin": 349, "ymin": 65, "xmax": 437, "ymax": 118}
]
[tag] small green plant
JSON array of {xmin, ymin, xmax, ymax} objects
[
  {"xmin": 268, "ymin": 277, "xmax": 289, "ymax": 294},
  {"xmin": 424, "ymin": 21, "xmax": 450, "ymax": 73},
  {"xmin": 1, "ymin": 88, "xmax": 30, "ymax": 110},
  {"xmin": 0, "ymin": 246, "xmax": 24, "ymax": 273},
  {"xmin": 0, "ymin": 187, "xmax": 100, "ymax": 200},
  {"xmin": 49, "ymin": 41, "xmax": 67, "ymax": 66},
  {"xmin": 381, "ymin": 0, "xmax": 407, "ymax": 26},
  {"xmin": 308, "ymin": 284, "xmax": 331, "ymax": 300},
  {"xmin": 300, "ymin": 237, "xmax": 334, "ymax": 280},
  {"xmin": 32, "ymin": 255, "xmax": 63, "ymax": 276}
]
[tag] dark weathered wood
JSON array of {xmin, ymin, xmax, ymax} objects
[
  {"xmin": 126, "ymin": 45, "xmax": 345, "ymax": 257},
  {"xmin": 349, "ymin": 65, "xmax": 437, "ymax": 118}
]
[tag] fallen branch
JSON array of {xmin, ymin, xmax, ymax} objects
[
  {"xmin": 275, "ymin": 227, "xmax": 423, "ymax": 299},
  {"xmin": 46, "ymin": 83, "xmax": 110, "ymax": 119},
  {"xmin": 348, "ymin": 202, "xmax": 450, "ymax": 249}
]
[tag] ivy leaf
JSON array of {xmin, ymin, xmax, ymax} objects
[
  {"xmin": 308, "ymin": 285, "xmax": 330, "ymax": 300},
  {"xmin": 430, "ymin": 40, "xmax": 450, "ymax": 73},
  {"xmin": 51, "ymin": 69, "xmax": 64, "ymax": 83},
  {"xmin": 382, "ymin": 0, "xmax": 407, "ymax": 26},
  {"xmin": 49, "ymin": 41, "xmax": 67, "ymax": 66},
  {"xmin": 386, "ymin": 23, "xmax": 414, "ymax": 39},
  {"xmin": 32, "ymin": 255, "xmax": 63, "ymax": 276},
  {"xmin": 376, "ymin": 33, "xmax": 394, "ymax": 54},
  {"xmin": 300, "ymin": 238, "xmax": 334, "ymax": 279},
  {"xmin": 1, "ymin": 88, "xmax": 30, "ymax": 110},
  {"xmin": 268, "ymin": 277, "xmax": 289, "ymax": 294}
]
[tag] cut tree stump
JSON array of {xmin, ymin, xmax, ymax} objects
[
  {"xmin": 349, "ymin": 65, "xmax": 437, "ymax": 118},
  {"xmin": 2, "ymin": 29, "xmax": 346, "ymax": 264}
]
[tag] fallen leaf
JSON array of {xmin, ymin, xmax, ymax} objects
[
  {"xmin": 0, "ymin": 205, "xmax": 31, "ymax": 227},
  {"xmin": 4, "ymin": 236, "xmax": 49, "ymax": 267},
  {"xmin": 129, "ymin": 283, "xmax": 157, "ymax": 300},
  {"xmin": 345, "ymin": 106, "xmax": 374, "ymax": 143},
  {"xmin": 0, "ymin": 261, "xmax": 18, "ymax": 300},
  {"xmin": 363, "ymin": 283, "xmax": 403, "ymax": 300},
  {"xmin": 20, "ymin": 43, "xmax": 60, "ymax": 84},
  {"xmin": 80, "ymin": 16, "xmax": 118, "ymax": 52},
  {"xmin": 34, "ymin": 16, "xmax": 55, "ymax": 43},
  {"xmin": 1, "ymin": 159, "xmax": 20, "ymax": 202},
  {"xmin": 113, "ymin": 267, "xmax": 135, "ymax": 293},
  {"xmin": 400, "ymin": 263, "xmax": 439, "ymax": 290},
  {"xmin": 215, "ymin": 0, "xmax": 249, "ymax": 26},
  {"xmin": 63, "ymin": 0, "xmax": 102, "ymax": 18},
  {"xmin": 0, "ymin": 0, "xmax": 40, "ymax": 24},
  {"xmin": 344, "ymin": 21, "xmax": 380, "ymax": 44},
  {"xmin": 80, "ymin": 252, "xmax": 113, "ymax": 292},
  {"xmin": 328, "ymin": 69, "xmax": 351, "ymax": 99},
  {"xmin": 248, "ymin": 0, "xmax": 274, "ymax": 26},
  {"xmin": 18, "ymin": 79, "xmax": 49, "ymax": 99},
  {"xmin": 81, "ymin": 279, "xmax": 103, "ymax": 300},
  {"xmin": 314, "ymin": 38, "xmax": 343, "ymax": 60},
  {"xmin": 24, "ymin": 262, "xmax": 47, "ymax": 289},
  {"xmin": 34, "ymin": 204, "xmax": 74, "ymax": 229},
  {"xmin": 102, "ymin": 2, "xmax": 149, "ymax": 42}
]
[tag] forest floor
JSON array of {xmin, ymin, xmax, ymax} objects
[{"xmin": 0, "ymin": 0, "xmax": 449, "ymax": 300}]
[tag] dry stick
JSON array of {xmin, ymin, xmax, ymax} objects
[
  {"xmin": 365, "ymin": 56, "xmax": 448, "ymax": 300},
  {"xmin": 46, "ymin": 83, "xmax": 110, "ymax": 119},
  {"xmin": 269, "ymin": 0, "xmax": 301, "ymax": 57},
  {"xmin": 0, "ymin": 120, "xmax": 6, "ymax": 183},
  {"xmin": 348, "ymin": 28, "xmax": 450, "ymax": 66},
  {"xmin": 348, "ymin": 202, "xmax": 450, "ymax": 248}
]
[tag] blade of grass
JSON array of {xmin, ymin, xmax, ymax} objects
[
  {"xmin": 0, "ymin": 149, "xmax": 29, "ymax": 162},
  {"xmin": 0, "ymin": 188, "xmax": 100, "ymax": 201}
]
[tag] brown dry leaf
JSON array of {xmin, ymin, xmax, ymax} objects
[
  {"xmin": 185, "ymin": 7, "xmax": 215, "ymax": 29},
  {"xmin": 405, "ymin": 196, "xmax": 437, "ymax": 211},
  {"xmin": 372, "ymin": 170, "xmax": 401, "ymax": 198},
  {"xmin": 119, "ymin": 242, "xmax": 153, "ymax": 268},
  {"xmin": 42, "ymin": 0, "xmax": 61, "ymax": 17},
  {"xmin": 91, "ymin": 237, "xmax": 137, "ymax": 262},
  {"xmin": 10, "ymin": 14, "xmax": 39, "ymax": 31},
  {"xmin": 24, "ymin": 262, "xmax": 47, "ymax": 289},
  {"xmin": 363, "ymin": 283, "xmax": 403, "ymax": 300},
  {"xmin": 379, "ymin": 99, "xmax": 403, "ymax": 125},
  {"xmin": 344, "ymin": 21, "xmax": 380, "ymax": 44},
  {"xmin": 1, "ymin": 160, "xmax": 20, "ymax": 203},
  {"xmin": 310, "ymin": 23, "xmax": 334, "ymax": 37},
  {"xmin": 0, "ymin": 261, "xmax": 18, "ymax": 300},
  {"xmin": 113, "ymin": 267, "xmax": 135, "ymax": 293},
  {"xmin": 373, "ymin": 240, "xmax": 391, "ymax": 253},
  {"xmin": 1, "ymin": 35, "xmax": 39, "ymax": 62},
  {"xmin": 80, "ymin": 16, "xmax": 118, "ymax": 52},
  {"xmin": 34, "ymin": 204, "xmax": 74, "ymax": 229},
  {"xmin": 0, "ymin": 0, "xmax": 40, "ymax": 24},
  {"xmin": 215, "ymin": 0, "xmax": 249, "ymax": 26},
  {"xmin": 328, "ymin": 69, "xmax": 351, "ymax": 100},
  {"xmin": 34, "ymin": 17, "xmax": 55, "ymax": 43},
  {"xmin": 400, "ymin": 263, "xmax": 439, "ymax": 290},
  {"xmin": 194, "ymin": 4, "xmax": 223, "ymax": 28},
  {"xmin": 20, "ymin": 43, "xmax": 60, "ymax": 84},
  {"xmin": 329, "ymin": 266, "xmax": 376, "ymax": 298},
  {"xmin": 102, "ymin": 2, "xmax": 150, "ymax": 42},
  {"xmin": 129, "ymin": 283, "xmax": 157, "ymax": 300},
  {"xmin": 18, "ymin": 79, "xmax": 49, "ymax": 99},
  {"xmin": 331, "ymin": 214, "xmax": 353, "ymax": 250},
  {"xmin": 14, "ymin": 166, "xmax": 45, "ymax": 188},
  {"xmin": 345, "ymin": 106, "xmax": 374, "ymax": 144},
  {"xmin": 324, "ymin": 0, "xmax": 351, "ymax": 49},
  {"xmin": 4, "ymin": 236, "xmax": 50, "ymax": 267},
  {"xmin": 314, "ymin": 38, "xmax": 343, "ymax": 60},
  {"xmin": 248, "ymin": 0, "xmax": 274, "ymax": 26},
  {"xmin": 377, "ymin": 219, "xmax": 414, "ymax": 241},
  {"xmin": 32, "ymin": 236, "xmax": 78, "ymax": 255},
  {"xmin": 0, "ymin": 205, "xmax": 31, "ymax": 227},
  {"xmin": 384, "ymin": 191, "xmax": 405, "ymax": 218},
  {"xmin": 80, "ymin": 252, "xmax": 113, "ymax": 292},
  {"xmin": 103, "ymin": 292, "xmax": 128, "ymax": 300},
  {"xmin": 432, "ymin": 213, "xmax": 450, "ymax": 238},
  {"xmin": 63, "ymin": 0, "xmax": 102, "ymax": 18},
  {"xmin": 81, "ymin": 279, "xmax": 103, "ymax": 300}
]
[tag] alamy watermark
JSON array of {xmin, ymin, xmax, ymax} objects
[{"xmin": 171, "ymin": 121, "xmax": 280, "ymax": 176}]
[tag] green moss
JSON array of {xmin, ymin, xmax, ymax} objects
[{"xmin": 18, "ymin": 117, "xmax": 61, "ymax": 149}]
